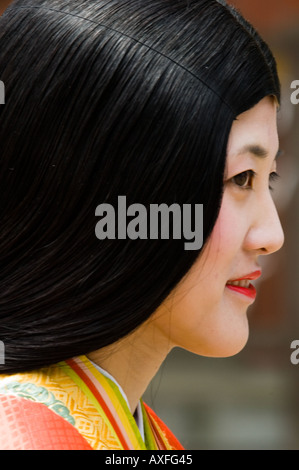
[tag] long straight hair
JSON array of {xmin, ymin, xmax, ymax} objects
[{"xmin": 0, "ymin": 0, "xmax": 280, "ymax": 372}]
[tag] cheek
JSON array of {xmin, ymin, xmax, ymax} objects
[
  {"xmin": 209, "ymin": 190, "xmax": 246, "ymax": 264},
  {"xmin": 175, "ymin": 193, "xmax": 242, "ymax": 309},
  {"xmin": 161, "ymin": 225, "xmax": 235, "ymax": 337},
  {"xmin": 202, "ymin": 197, "xmax": 237, "ymax": 272}
]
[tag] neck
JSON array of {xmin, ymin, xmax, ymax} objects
[{"xmin": 87, "ymin": 317, "xmax": 173, "ymax": 413}]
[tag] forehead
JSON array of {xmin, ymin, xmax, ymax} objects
[{"xmin": 227, "ymin": 97, "xmax": 279, "ymax": 158}]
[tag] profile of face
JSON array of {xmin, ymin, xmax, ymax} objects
[{"xmin": 152, "ymin": 96, "xmax": 284, "ymax": 358}]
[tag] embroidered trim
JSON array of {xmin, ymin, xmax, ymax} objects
[{"xmin": 0, "ymin": 380, "xmax": 76, "ymax": 426}]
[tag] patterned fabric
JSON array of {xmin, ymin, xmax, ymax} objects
[
  {"xmin": 0, "ymin": 395, "xmax": 92, "ymax": 450},
  {"xmin": 0, "ymin": 355, "xmax": 184, "ymax": 450}
]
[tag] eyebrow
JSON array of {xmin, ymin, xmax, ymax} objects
[{"xmin": 238, "ymin": 144, "xmax": 283, "ymax": 160}]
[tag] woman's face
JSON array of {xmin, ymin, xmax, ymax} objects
[{"xmin": 153, "ymin": 96, "xmax": 284, "ymax": 358}]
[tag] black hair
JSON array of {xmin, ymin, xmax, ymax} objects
[{"xmin": 0, "ymin": 0, "xmax": 280, "ymax": 372}]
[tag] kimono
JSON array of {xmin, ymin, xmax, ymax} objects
[{"xmin": 0, "ymin": 355, "xmax": 184, "ymax": 450}]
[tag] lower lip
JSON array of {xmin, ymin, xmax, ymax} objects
[{"xmin": 226, "ymin": 283, "xmax": 257, "ymax": 300}]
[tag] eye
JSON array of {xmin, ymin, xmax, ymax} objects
[{"xmin": 231, "ymin": 170, "xmax": 255, "ymax": 189}]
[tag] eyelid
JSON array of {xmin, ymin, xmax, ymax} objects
[{"xmin": 225, "ymin": 170, "xmax": 281, "ymax": 191}]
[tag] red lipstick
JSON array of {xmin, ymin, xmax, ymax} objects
[
  {"xmin": 226, "ymin": 270, "xmax": 262, "ymax": 301},
  {"xmin": 230, "ymin": 271, "xmax": 262, "ymax": 282}
]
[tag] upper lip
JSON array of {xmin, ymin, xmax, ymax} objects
[{"xmin": 227, "ymin": 270, "xmax": 262, "ymax": 282}]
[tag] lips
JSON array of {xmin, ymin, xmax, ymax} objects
[{"xmin": 226, "ymin": 270, "xmax": 262, "ymax": 300}]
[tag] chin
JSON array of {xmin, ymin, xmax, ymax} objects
[
  {"xmin": 210, "ymin": 330, "xmax": 249, "ymax": 358},
  {"xmin": 215, "ymin": 339, "xmax": 249, "ymax": 358},
  {"xmin": 188, "ymin": 326, "xmax": 250, "ymax": 359}
]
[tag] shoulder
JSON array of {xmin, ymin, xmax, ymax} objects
[
  {"xmin": 0, "ymin": 367, "xmax": 93, "ymax": 450},
  {"xmin": 0, "ymin": 365, "xmax": 118, "ymax": 450},
  {"xmin": 0, "ymin": 393, "xmax": 92, "ymax": 450}
]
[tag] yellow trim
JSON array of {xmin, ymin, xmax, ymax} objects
[
  {"xmin": 59, "ymin": 360, "xmax": 124, "ymax": 449},
  {"xmin": 79, "ymin": 356, "xmax": 146, "ymax": 450}
]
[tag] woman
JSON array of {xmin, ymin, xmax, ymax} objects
[{"xmin": 0, "ymin": 0, "xmax": 284, "ymax": 450}]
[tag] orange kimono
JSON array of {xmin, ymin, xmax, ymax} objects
[{"xmin": 0, "ymin": 355, "xmax": 183, "ymax": 450}]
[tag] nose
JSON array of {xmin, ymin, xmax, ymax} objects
[{"xmin": 244, "ymin": 193, "xmax": 285, "ymax": 256}]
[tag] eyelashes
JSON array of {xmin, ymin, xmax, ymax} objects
[
  {"xmin": 269, "ymin": 171, "xmax": 280, "ymax": 191},
  {"xmin": 229, "ymin": 170, "xmax": 280, "ymax": 191}
]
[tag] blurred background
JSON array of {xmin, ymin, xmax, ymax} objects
[{"xmin": 1, "ymin": 0, "xmax": 298, "ymax": 450}]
